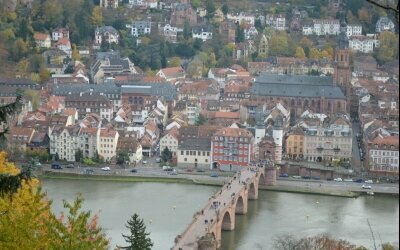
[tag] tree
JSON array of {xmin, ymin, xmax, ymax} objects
[
  {"xmin": 205, "ymin": 0, "xmax": 216, "ymax": 15},
  {"xmin": 168, "ymin": 57, "xmax": 181, "ymax": 67},
  {"xmin": 75, "ymin": 149, "xmax": 83, "ymax": 163},
  {"xmin": 269, "ymin": 31, "xmax": 289, "ymax": 56},
  {"xmin": 236, "ymin": 24, "xmax": 245, "ymax": 43},
  {"xmin": 300, "ymin": 37, "xmax": 312, "ymax": 49},
  {"xmin": 48, "ymin": 195, "xmax": 109, "ymax": 250},
  {"xmin": 161, "ymin": 147, "xmax": 173, "ymax": 163},
  {"xmin": 117, "ymin": 151, "xmax": 130, "ymax": 165},
  {"xmin": 295, "ymin": 47, "xmax": 306, "ymax": 58},
  {"xmin": 377, "ymin": 31, "xmax": 399, "ymax": 63},
  {"xmin": 91, "ymin": 6, "xmax": 103, "ymax": 26},
  {"xmin": 309, "ymin": 48, "xmax": 320, "ymax": 59},
  {"xmin": 72, "ymin": 44, "xmax": 81, "ymax": 61},
  {"xmin": 0, "ymin": 153, "xmax": 109, "ymax": 249},
  {"xmin": 195, "ymin": 113, "xmax": 207, "ymax": 125},
  {"xmin": 272, "ymin": 234, "xmax": 363, "ymax": 250},
  {"xmin": 221, "ymin": 4, "xmax": 229, "ymax": 15},
  {"xmin": 120, "ymin": 213, "xmax": 153, "ymax": 250}
]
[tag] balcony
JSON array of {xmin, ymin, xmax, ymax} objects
[
  {"xmin": 333, "ymin": 147, "xmax": 340, "ymax": 152},
  {"xmin": 316, "ymin": 146, "xmax": 324, "ymax": 152}
]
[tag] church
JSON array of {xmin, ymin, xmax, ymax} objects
[{"xmin": 250, "ymin": 17, "xmax": 353, "ymax": 121}]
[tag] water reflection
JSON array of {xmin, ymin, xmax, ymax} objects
[{"xmin": 42, "ymin": 179, "xmax": 399, "ymax": 250}]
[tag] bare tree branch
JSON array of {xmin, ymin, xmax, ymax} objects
[{"xmin": 365, "ymin": 0, "xmax": 399, "ymax": 24}]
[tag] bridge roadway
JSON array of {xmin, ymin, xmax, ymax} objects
[{"xmin": 172, "ymin": 166, "xmax": 268, "ymax": 250}]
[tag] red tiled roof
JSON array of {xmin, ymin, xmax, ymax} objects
[
  {"xmin": 214, "ymin": 111, "xmax": 240, "ymax": 119},
  {"xmin": 34, "ymin": 33, "xmax": 50, "ymax": 41},
  {"xmin": 214, "ymin": 127, "xmax": 252, "ymax": 138}
]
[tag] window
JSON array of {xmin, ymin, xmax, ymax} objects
[
  {"xmin": 207, "ymin": 152, "xmax": 210, "ymax": 156},
  {"xmin": 184, "ymin": 158, "xmax": 187, "ymax": 162},
  {"xmin": 181, "ymin": 151, "xmax": 184, "ymax": 155}
]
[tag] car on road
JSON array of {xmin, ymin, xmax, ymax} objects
[
  {"xmin": 292, "ymin": 175, "xmax": 301, "ymax": 179},
  {"xmin": 101, "ymin": 167, "xmax": 111, "ymax": 171},
  {"xmin": 311, "ymin": 176, "xmax": 321, "ymax": 180},
  {"xmin": 155, "ymin": 158, "xmax": 161, "ymax": 163},
  {"xmin": 51, "ymin": 163, "xmax": 62, "ymax": 170},
  {"xmin": 355, "ymin": 178, "xmax": 364, "ymax": 183},
  {"xmin": 142, "ymin": 160, "xmax": 147, "ymax": 164},
  {"xmin": 365, "ymin": 180, "xmax": 373, "ymax": 184},
  {"xmin": 66, "ymin": 164, "xmax": 74, "ymax": 168},
  {"xmin": 326, "ymin": 178, "xmax": 333, "ymax": 181},
  {"xmin": 362, "ymin": 185, "xmax": 372, "ymax": 189},
  {"xmin": 163, "ymin": 166, "xmax": 172, "ymax": 171},
  {"xmin": 279, "ymin": 173, "xmax": 289, "ymax": 177},
  {"xmin": 130, "ymin": 169, "xmax": 137, "ymax": 173},
  {"xmin": 210, "ymin": 173, "xmax": 219, "ymax": 178},
  {"xmin": 344, "ymin": 178, "xmax": 353, "ymax": 182},
  {"xmin": 334, "ymin": 178, "xmax": 343, "ymax": 182}
]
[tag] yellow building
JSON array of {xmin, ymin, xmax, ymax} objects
[{"xmin": 285, "ymin": 127, "xmax": 304, "ymax": 159}]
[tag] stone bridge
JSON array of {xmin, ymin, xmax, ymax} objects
[{"xmin": 172, "ymin": 166, "xmax": 276, "ymax": 250}]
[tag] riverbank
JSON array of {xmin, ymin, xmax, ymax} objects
[{"xmin": 41, "ymin": 170, "xmax": 398, "ymax": 198}]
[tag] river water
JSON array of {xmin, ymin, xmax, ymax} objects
[{"xmin": 42, "ymin": 179, "xmax": 399, "ymax": 250}]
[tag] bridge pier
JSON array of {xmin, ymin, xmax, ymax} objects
[
  {"xmin": 235, "ymin": 193, "xmax": 248, "ymax": 214},
  {"xmin": 265, "ymin": 167, "xmax": 277, "ymax": 186}
]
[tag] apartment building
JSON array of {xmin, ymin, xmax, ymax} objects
[
  {"xmin": 303, "ymin": 124, "xmax": 352, "ymax": 162},
  {"xmin": 211, "ymin": 128, "xmax": 254, "ymax": 171},
  {"xmin": 98, "ymin": 128, "xmax": 119, "ymax": 162}
]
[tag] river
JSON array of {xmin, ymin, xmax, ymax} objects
[{"xmin": 41, "ymin": 179, "xmax": 399, "ymax": 250}]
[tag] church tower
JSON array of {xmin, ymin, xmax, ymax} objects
[
  {"xmin": 334, "ymin": 17, "xmax": 353, "ymax": 114},
  {"xmin": 334, "ymin": 18, "xmax": 351, "ymax": 94}
]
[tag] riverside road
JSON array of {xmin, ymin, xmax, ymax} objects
[{"xmin": 42, "ymin": 165, "xmax": 399, "ymax": 195}]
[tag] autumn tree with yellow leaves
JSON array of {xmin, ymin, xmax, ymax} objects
[{"xmin": 0, "ymin": 152, "xmax": 109, "ymax": 249}]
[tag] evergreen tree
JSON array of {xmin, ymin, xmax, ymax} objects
[
  {"xmin": 161, "ymin": 147, "xmax": 173, "ymax": 163},
  {"xmin": 121, "ymin": 213, "xmax": 153, "ymax": 250}
]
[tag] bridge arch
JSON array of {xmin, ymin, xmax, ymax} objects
[
  {"xmin": 248, "ymin": 182, "xmax": 258, "ymax": 200},
  {"xmin": 221, "ymin": 210, "xmax": 235, "ymax": 231},
  {"xmin": 235, "ymin": 195, "xmax": 248, "ymax": 214}
]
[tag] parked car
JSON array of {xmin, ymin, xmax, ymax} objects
[
  {"xmin": 210, "ymin": 173, "xmax": 219, "ymax": 178},
  {"xmin": 142, "ymin": 160, "xmax": 147, "ymax": 164},
  {"xmin": 355, "ymin": 178, "xmax": 364, "ymax": 183},
  {"xmin": 169, "ymin": 169, "xmax": 178, "ymax": 175},
  {"xmin": 292, "ymin": 175, "xmax": 302, "ymax": 179},
  {"xmin": 101, "ymin": 167, "xmax": 111, "ymax": 171},
  {"xmin": 334, "ymin": 178, "xmax": 343, "ymax": 182},
  {"xmin": 51, "ymin": 163, "xmax": 62, "ymax": 170},
  {"xmin": 162, "ymin": 166, "xmax": 172, "ymax": 171},
  {"xmin": 130, "ymin": 169, "xmax": 137, "ymax": 173},
  {"xmin": 301, "ymin": 176, "xmax": 311, "ymax": 179},
  {"xmin": 186, "ymin": 168, "xmax": 193, "ymax": 172},
  {"xmin": 197, "ymin": 169, "xmax": 205, "ymax": 173},
  {"xmin": 155, "ymin": 158, "xmax": 161, "ymax": 163},
  {"xmin": 362, "ymin": 185, "xmax": 372, "ymax": 189},
  {"xmin": 311, "ymin": 176, "xmax": 321, "ymax": 180},
  {"xmin": 365, "ymin": 180, "xmax": 374, "ymax": 184},
  {"xmin": 279, "ymin": 173, "xmax": 289, "ymax": 177},
  {"xmin": 344, "ymin": 178, "xmax": 353, "ymax": 182},
  {"xmin": 66, "ymin": 164, "xmax": 74, "ymax": 168},
  {"xmin": 326, "ymin": 178, "xmax": 333, "ymax": 181}
]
